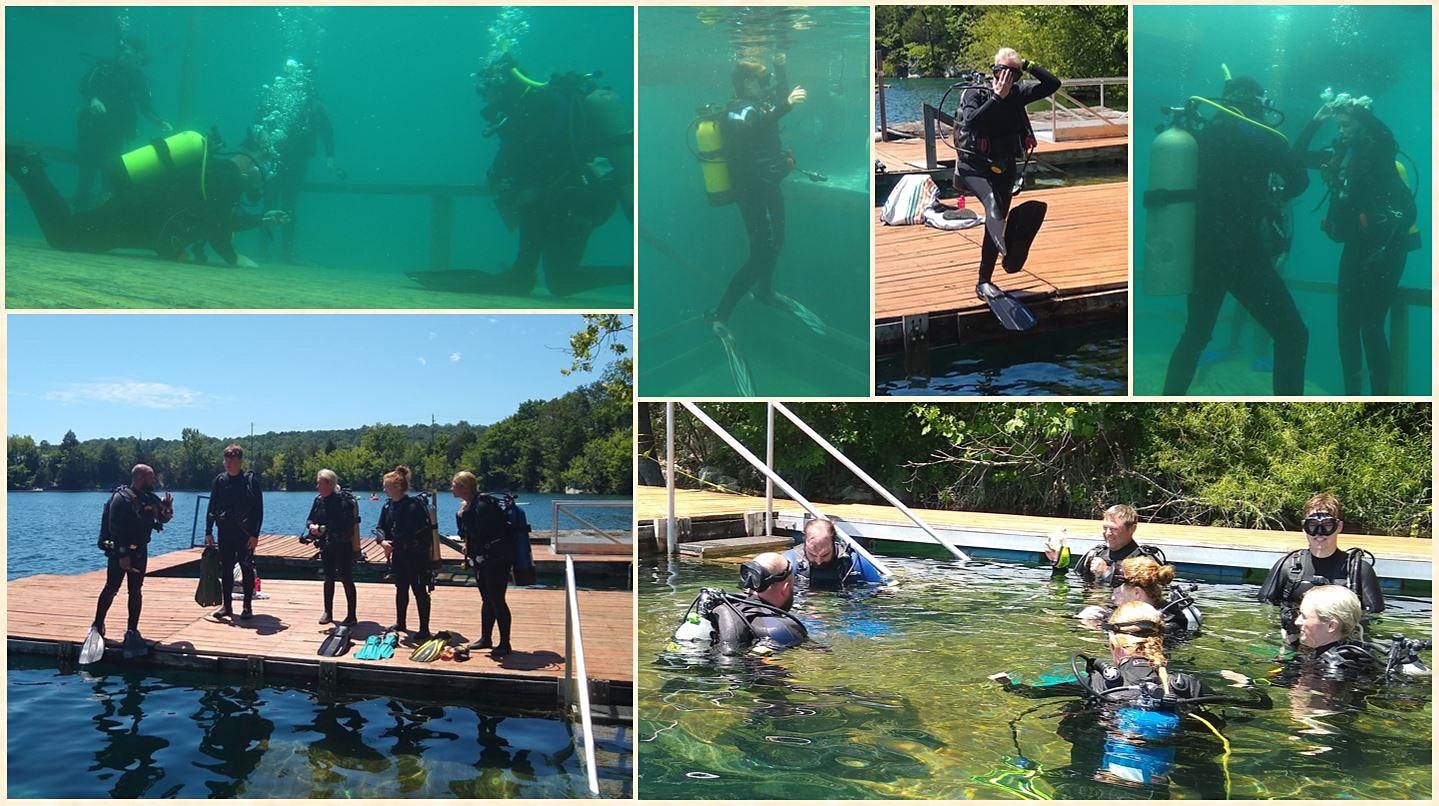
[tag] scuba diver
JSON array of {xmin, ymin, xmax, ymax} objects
[
  {"xmin": 75, "ymin": 33, "xmax": 172, "ymax": 209},
  {"xmin": 783, "ymin": 518, "xmax": 885, "ymax": 590},
  {"xmin": 1076, "ymin": 555, "xmax": 1203, "ymax": 638},
  {"xmin": 1044, "ymin": 505, "xmax": 1166, "ymax": 586},
  {"xmin": 255, "ymin": 59, "xmax": 344, "ymax": 264},
  {"xmin": 374, "ymin": 465, "xmax": 434, "ymax": 643},
  {"xmin": 670, "ymin": 552, "xmax": 808, "ymax": 656},
  {"xmin": 7, "ymin": 130, "xmax": 290, "ymax": 267},
  {"xmin": 951, "ymin": 48, "xmax": 1060, "ymax": 331},
  {"xmin": 451, "ymin": 470, "xmax": 515, "ymax": 658},
  {"xmin": 1157, "ymin": 74, "xmax": 1311, "ymax": 395},
  {"xmin": 304, "ymin": 469, "xmax": 360, "ymax": 627},
  {"xmin": 86, "ymin": 463, "xmax": 174, "ymax": 663},
  {"xmin": 1296, "ymin": 90, "xmax": 1420, "ymax": 395},
  {"xmin": 993, "ymin": 602, "xmax": 1269, "ymax": 796},
  {"xmin": 472, "ymin": 53, "xmax": 633, "ymax": 298},
  {"xmin": 204, "ymin": 444, "xmax": 264, "ymax": 621},
  {"xmin": 1257, "ymin": 493, "xmax": 1384, "ymax": 644}
]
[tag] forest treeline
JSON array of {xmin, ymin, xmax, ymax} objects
[
  {"xmin": 9, "ymin": 379, "xmax": 631, "ymax": 495},
  {"xmin": 638, "ymin": 402, "xmax": 1431, "ymax": 537},
  {"xmin": 876, "ymin": 5, "xmax": 1128, "ymax": 81}
]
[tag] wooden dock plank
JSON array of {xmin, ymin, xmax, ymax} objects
[
  {"xmin": 875, "ymin": 182, "xmax": 1129, "ymax": 322},
  {"xmin": 875, "ymin": 135, "xmax": 1128, "ymax": 173},
  {"xmin": 635, "ymin": 487, "xmax": 1432, "ymax": 562}
]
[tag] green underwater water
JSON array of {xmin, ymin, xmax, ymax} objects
[
  {"xmin": 4, "ymin": 6, "xmax": 633, "ymax": 309},
  {"xmin": 639, "ymin": 556, "xmax": 1432, "ymax": 800},
  {"xmin": 638, "ymin": 7, "xmax": 871, "ymax": 397},
  {"xmin": 1132, "ymin": 5, "xmax": 1432, "ymax": 395}
]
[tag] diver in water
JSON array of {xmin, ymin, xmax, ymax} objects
[
  {"xmin": 1043, "ymin": 505, "xmax": 1166, "ymax": 587},
  {"xmin": 953, "ymin": 48, "xmax": 1060, "ymax": 330},
  {"xmin": 782, "ymin": 518, "xmax": 885, "ymax": 590},
  {"xmin": 256, "ymin": 61, "xmax": 344, "ymax": 264},
  {"xmin": 473, "ymin": 53, "xmax": 633, "ymax": 298},
  {"xmin": 1257, "ymin": 493, "xmax": 1384, "ymax": 644},
  {"xmin": 75, "ymin": 34, "xmax": 172, "ymax": 209},
  {"xmin": 1296, "ymin": 91, "xmax": 1420, "ymax": 395},
  {"xmin": 1162, "ymin": 75, "xmax": 1311, "ymax": 395},
  {"xmin": 707, "ymin": 54, "xmax": 811, "ymax": 332},
  {"xmin": 670, "ymin": 551, "xmax": 808, "ymax": 656},
  {"xmin": 7, "ymin": 133, "xmax": 290, "ymax": 267},
  {"xmin": 1076, "ymin": 555, "xmax": 1203, "ymax": 638}
]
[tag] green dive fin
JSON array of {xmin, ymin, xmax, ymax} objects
[
  {"xmin": 355, "ymin": 634, "xmax": 380, "ymax": 661},
  {"xmin": 410, "ymin": 631, "xmax": 452, "ymax": 663},
  {"xmin": 1002, "ymin": 201, "xmax": 1048, "ymax": 273},
  {"xmin": 194, "ymin": 546, "xmax": 224, "ymax": 607},
  {"xmin": 377, "ymin": 630, "xmax": 400, "ymax": 660}
]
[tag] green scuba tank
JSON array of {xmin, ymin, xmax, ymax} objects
[{"xmin": 1143, "ymin": 122, "xmax": 1198, "ymax": 296}]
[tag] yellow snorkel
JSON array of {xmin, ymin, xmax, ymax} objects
[{"xmin": 511, "ymin": 66, "xmax": 548, "ymax": 89}]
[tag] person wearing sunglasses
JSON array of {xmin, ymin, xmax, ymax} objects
[
  {"xmin": 1258, "ymin": 492, "xmax": 1385, "ymax": 644},
  {"xmin": 671, "ymin": 551, "xmax": 808, "ymax": 655}
]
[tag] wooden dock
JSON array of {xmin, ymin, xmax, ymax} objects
[
  {"xmin": 874, "ymin": 182, "xmax": 1129, "ymax": 352},
  {"xmin": 8, "ymin": 567, "xmax": 634, "ymax": 709},
  {"xmin": 2, "ymin": 237, "xmax": 619, "ymax": 310},
  {"xmin": 636, "ymin": 487, "xmax": 1431, "ymax": 587},
  {"xmin": 875, "ymin": 134, "xmax": 1128, "ymax": 175}
]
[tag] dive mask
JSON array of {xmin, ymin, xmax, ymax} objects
[
  {"xmin": 1302, "ymin": 513, "xmax": 1340, "ymax": 537},
  {"xmin": 740, "ymin": 560, "xmax": 791, "ymax": 592}
]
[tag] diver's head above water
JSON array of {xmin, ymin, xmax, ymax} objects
[
  {"xmin": 1101, "ymin": 503, "xmax": 1139, "ymax": 554},
  {"xmin": 740, "ymin": 551, "xmax": 794, "ymax": 611},
  {"xmin": 802, "ymin": 518, "xmax": 840, "ymax": 566},
  {"xmin": 1104, "ymin": 601, "xmax": 1167, "ymax": 670},
  {"xmin": 1296, "ymin": 584, "xmax": 1361, "ymax": 649},
  {"xmin": 1113, "ymin": 555, "xmax": 1175, "ymax": 608}
]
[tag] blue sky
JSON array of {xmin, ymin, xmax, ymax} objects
[{"xmin": 7, "ymin": 314, "xmax": 630, "ymax": 442}]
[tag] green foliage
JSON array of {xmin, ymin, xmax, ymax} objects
[
  {"xmin": 650, "ymin": 403, "xmax": 1430, "ymax": 537},
  {"xmin": 877, "ymin": 4, "xmax": 1127, "ymax": 80}
]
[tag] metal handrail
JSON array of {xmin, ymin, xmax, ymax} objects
[
  {"xmin": 189, "ymin": 495, "xmax": 210, "ymax": 548},
  {"xmin": 551, "ymin": 501, "xmax": 626, "ymax": 543},
  {"xmin": 562, "ymin": 555, "xmax": 601, "ymax": 797},
  {"xmin": 678, "ymin": 402, "xmax": 894, "ymax": 579},
  {"xmin": 771, "ymin": 403, "xmax": 971, "ymax": 561}
]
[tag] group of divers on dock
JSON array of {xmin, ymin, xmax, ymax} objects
[
  {"xmin": 81, "ymin": 444, "xmax": 535, "ymax": 667},
  {"xmin": 667, "ymin": 495, "xmax": 1431, "ymax": 791}
]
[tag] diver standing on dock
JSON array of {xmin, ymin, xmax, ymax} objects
[
  {"xmin": 205, "ymin": 444, "xmax": 264, "ymax": 621},
  {"xmin": 88, "ymin": 463, "xmax": 174, "ymax": 660},
  {"xmin": 376, "ymin": 466, "xmax": 434, "ymax": 642},
  {"xmin": 305, "ymin": 469, "xmax": 359, "ymax": 626},
  {"xmin": 452, "ymin": 471, "xmax": 514, "ymax": 658}
]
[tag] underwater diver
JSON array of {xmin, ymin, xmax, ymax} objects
[
  {"xmin": 88, "ymin": 463, "xmax": 174, "ymax": 662},
  {"xmin": 256, "ymin": 61, "xmax": 344, "ymax": 264},
  {"xmin": 472, "ymin": 53, "xmax": 633, "ymax": 298},
  {"xmin": 74, "ymin": 33, "xmax": 172, "ymax": 209},
  {"xmin": 452, "ymin": 471, "xmax": 515, "ymax": 658},
  {"xmin": 1160, "ymin": 75, "xmax": 1311, "ymax": 395},
  {"xmin": 375, "ymin": 465, "xmax": 434, "ymax": 642},
  {"xmin": 7, "ymin": 132, "xmax": 290, "ymax": 267},
  {"xmin": 993, "ymin": 601, "xmax": 1269, "ymax": 797},
  {"xmin": 1257, "ymin": 493, "xmax": 1384, "ymax": 644},
  {"xmin": 1076, "ymin": 555, "xmax": 1203, "ymax": 638},
  {"xmin": 670, "ymin": 552, "xmax": 809, "ymax": 656},
  {"xmin": 1296, "ymin": 90, "xmax": 1420, "ymax": 395},
  {"xmin": 205, "ymin": 444, "xmax": 264, "ymax": 621},
  {"xmin": 1043, "ymin": 504, "xmax": 1166, "ymax": 586},
  {"xmin": 706, "ymin": 54, "xmax": 816, "ymax": 333},
  {"xmin": 783, "ymin": 518, "xmax": 885, "ymax": 590},
  {"xmin": 304, "ymin": 469, "xmax": 360, "ymax": 627},
  {"xmin": 951, "ymin": 48, "xmax": 1060, "ymax": 330}
]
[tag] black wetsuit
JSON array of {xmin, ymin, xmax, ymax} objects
[
  {"xmin": 1071, "ymin": 540, "xmax": 1164, "ymax": 586},
  {"xmin": 379, "ymin": 494, "xmax": 433, "ymax": 633},
  {"xmin": 306, "ymin": 491, "xmax": 359, "ymax": 621},
  {"xmin": 954, "ymin": 64, "xmax": 1061, "ymax": 285},
  {"xmin": 261, "ymin": 100, "xmax": 334, "ymax": 262},
  {"xmin": 1257, "ymin": 548, "xmax": 1385, "ymax": 635},
  {"xmin": 701, "ymin": 589, "xmax": 808, "ymax": 655},
  {"xmin": 207, "ymin": 471, "xmax": 264, "ymax": 613},
  {"xmin": 6, "ymin": 145, "xmax": 263, "ymax": 264},
  {"xmin": 714, "ymin": 63, "xmax": 797, "ymax": 323},
  {"xmin": 1164, "ymin": 111, "xmax": 1310, "ymax": 395},
  {"xmin": 75, "ymin": 58, "xmax": 162, "ymax": 208},
  {"xmin": 457, "ymin": 494, "xmax": 513, "ymax": 647},
  {"xmin": 1297, "ymin": 117, "xmax": 1418, "ymax": 394},
  {"xmin": 94, "ymin": 485, "xmax": 167, "ymax": 633},
  {"xmin": 486, "ymin": 75, "xmax": 632, "ymax": 297}
]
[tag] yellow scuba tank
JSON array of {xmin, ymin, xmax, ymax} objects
[
  {"xmin": 1142, "ymin": 122, "xmax": 1198, "ymax": 296},
  {"xmin": 116, "ymin": 130, "xmax": 209, "ymax": 200},
  {"xmin": 692, "ymin": 106, "xmax": 733, "ymax": 206}
]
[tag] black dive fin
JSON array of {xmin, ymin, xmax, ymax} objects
[
  {"xmin": 1002, "ymin": 201, "xmax": 1048, "ymax": 273},
  {"xmin": 977, "ymin": 283, "xmax": 1037, "ymax": 331}
]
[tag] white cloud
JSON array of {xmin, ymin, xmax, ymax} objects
[
  {"xmin": 427, "ymin": 331, "xmax": 438, "ymax": 340},
  {"xmin": 449, "ymin": 352, "xmax": 462, "ymax": 362},
  {"xmin": 418, "ymin": 357, "xmax": 428, "ymax": 366},
  {"xmin": 43, "ymin": 381, "xmax": 214, "ymax": 410}
]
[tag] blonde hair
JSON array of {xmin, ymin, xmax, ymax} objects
[
  {"xmin": 993, "ymin": 47, "xmax": 1022, "ymax": 67},
  {"xmin": 1300, "ymin": 584, "xmax": 1362, "ymax": 638},
  {"xmin": 1108, "ymin": 601, "xmax": 1170, "ymax": 694},
  {"xmin": 1303, "ymin": 492, "xmax": 1343, "ymax": 521},
  {"xmin": 1105, "ymin": 503, "xmax": 1139, "ymax": 529},
  {"xmin": 451, "ymin": 471, "xmax": 478, "ymax": 496},
  {"xmin": 1118, "ymin": 556, "xmax": 1176, "ymax": 605},
  {"xmin": 316, "ymin": 468, "xmax": 339, "ymax": 487},
  {"xmin": 383, "ymin": 465, "xmax": 411, "ymax": 493}
]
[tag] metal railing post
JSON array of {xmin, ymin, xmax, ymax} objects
[
  {"xmin": 666, "ymin": 402, "xmax": 676, "ymax": 555},
  {"xmin": 565, "ymin": 556, "xmax": 600, "ymax": 797},
  {"xmin": 765, "ymin": 403, "xmax": 775, "ymax": 537},
  {"xmin": 773, "ymin": 403, "xmax": 970, "ymax": 561},
  {"xmin": 682, "ymin": 403, "xmax": 893, "ymax": 579},
  {"xmin": 552, "ymin": 500, "xmax": 561, "ymax": 540}
]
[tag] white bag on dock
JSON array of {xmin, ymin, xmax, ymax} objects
[{"xmin": 880, "ymin": 174, "xmax": 939, "ymax": 226}]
